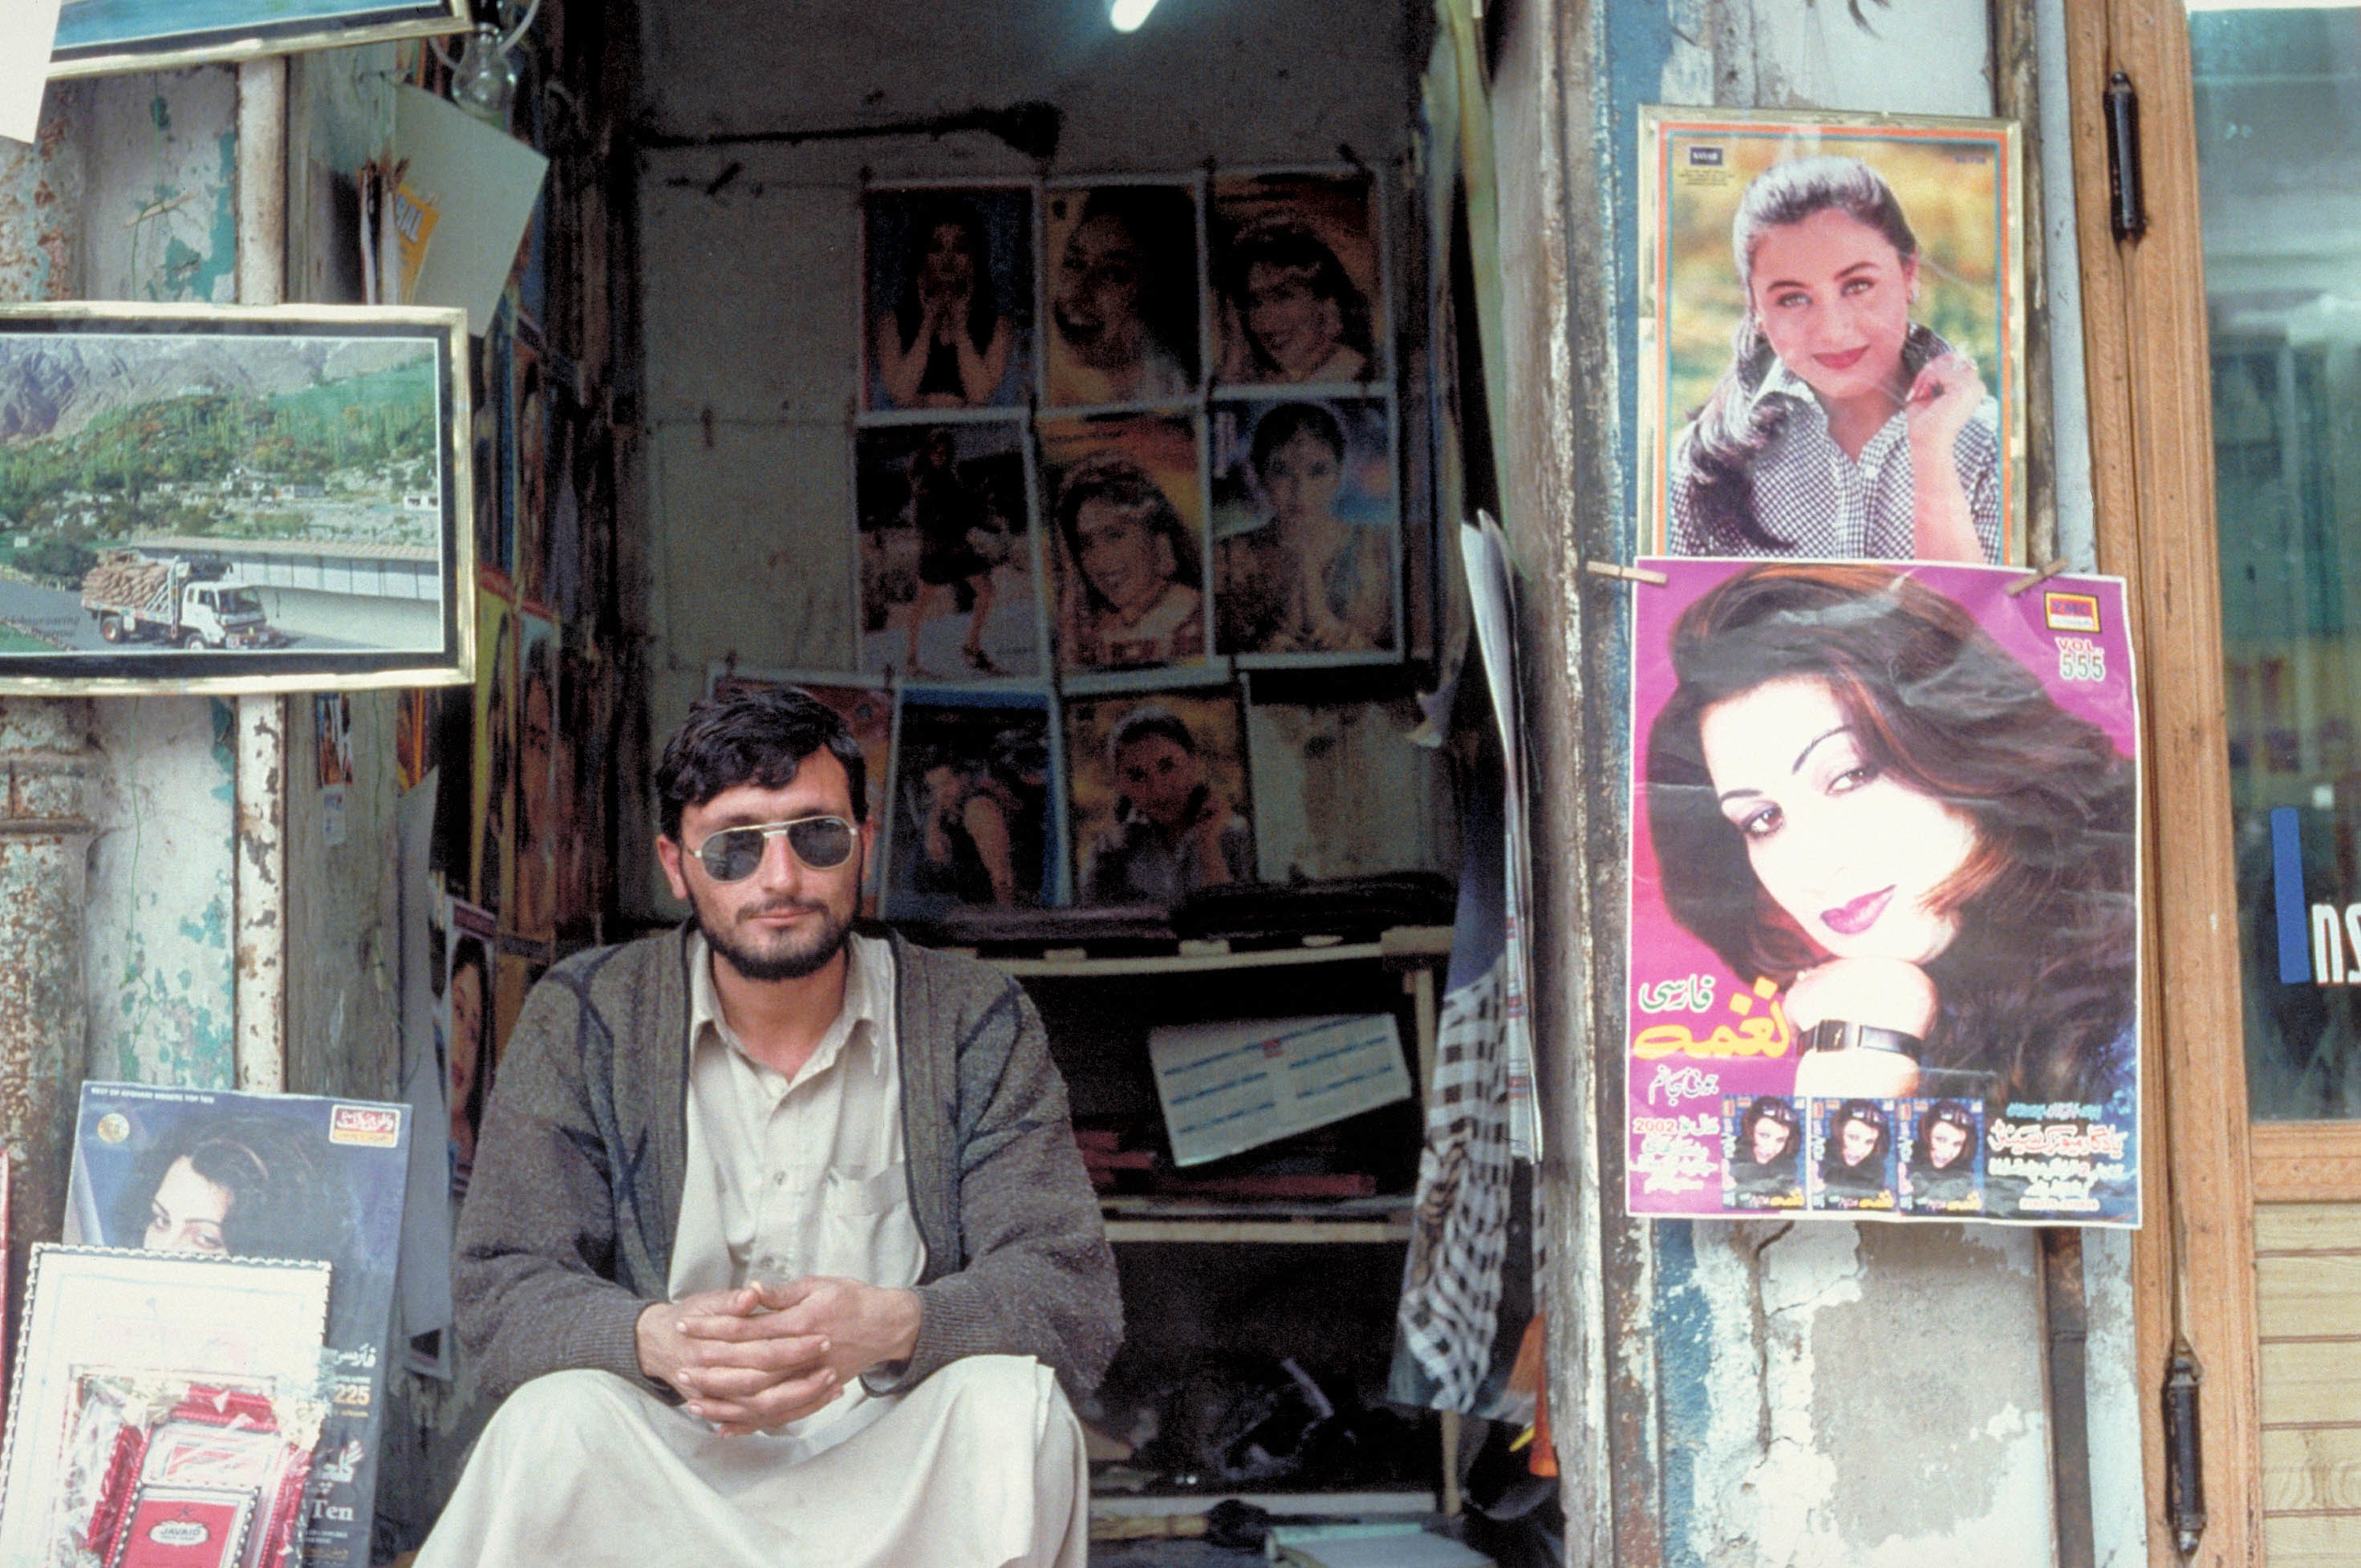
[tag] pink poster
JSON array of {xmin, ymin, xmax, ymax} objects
[{"xmin": 1625, "ymin": 558, "xmax": 2140, "ymax": 1226}]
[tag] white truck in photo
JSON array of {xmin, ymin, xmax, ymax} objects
[{"xmin": 79, "ymin": 550, "xmax": 290, "ymax": 650}]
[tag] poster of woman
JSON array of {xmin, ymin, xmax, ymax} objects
[
  {"xmin": 1625, "ymin": 558, "xmax": 2139, "ymax": 1226},
  {"xmin": 1638, "ymin": 108, "xmax": 2023, "ymax": 565},
  {"xmin": 1065, "ymin": 686, "xmax": 1253, "ymax": 909},
  {"xmin": 882, "ymin": 686, "xmax": 1065, "ymax": 918},
  {"xmin": 1208, "ymin": 170, "xmax": 1385, "ymax": 389},
  {"xmin": 1042, "ymin": 180, "xmax": 1203, "ymax": 409},
  {"xmin": 63, "ymin": 1083, "xmax": 412, "ymax": 1568},
  {"xmin": 854, "ymin": 421, "xmax": 1040, "ymax": 679},
  {"xmin": 1036, "ymin": 411, "xmax": 1210, "ymax": 673},
  {"xmin": 1210, "ymin": 395, "xmax": 1398, "ymax": 662},
  {"xmin": 444, "ymin": 897, "xmax": 496, "ymax": 1199},
  {"xmin": 862, "ymin": 184, "xmax": 1034, "ymax": 413}
]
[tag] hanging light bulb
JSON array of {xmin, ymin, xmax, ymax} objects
[
  {"xmin": 1110, "ymin": 0, "xmax": 1160, "ymax": 32},
  {"xmin": 449, "ymin": 24, "xmax": 518, "ymax": 124},
  {"xmin": 430, "ymin": 0, "xmax": 542, "ymax": 128}
]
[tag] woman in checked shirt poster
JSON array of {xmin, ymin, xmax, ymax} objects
[{"xmin": 1643, "ymin": 111, "xmax": 2022, "ymax": 564}]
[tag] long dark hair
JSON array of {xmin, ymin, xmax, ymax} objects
[
  {"xmin": 1219, "ymin": 215, "xmax": 1373, "ymax": 375},
  {"xmin": 1645, "ymin": 564, "xmax": 2136, "ymax": 1107},
  {"xmin": 1909, "ymin": 1099, "xmax": 1979, "ymax": 1178},
  {"xmin": 1055, "ymin": 452, "xmax": 1203, "ymax": 615},
  {"xmin": 1818, "ymin": 1099, "xmax": 1892, "ymax": 1190},
  {"xmin": 1672, "ymin": 157, "xmax": 1924, "ymax": 552},
  {"xmin": 1734, "ymin": 1094, "xmax": 1799, "ymax": 1173},
  {"xmin": 115, "ymin": 1108, "xmax": 353, "ymax": 1262},
  {"xmin": 1070, "ymin": 187, "xmax": 1200, "ymax": 378},
  {"xmin": 894, "ymin": 197, "xmax": 1000, "ymax": 352}
]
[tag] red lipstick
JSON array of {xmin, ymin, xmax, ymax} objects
[
  {"xmin": 1815, "ymin": 346, "xmax": 1868, "ymax": 372},
  {"xmin": 1821, "ymin": 885, "xmax": 1893, "ymax": 937}
]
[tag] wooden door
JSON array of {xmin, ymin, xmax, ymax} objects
[{"xmin": 2069, "ymin": 0, "xmax": 2361, "ymax": 1560}]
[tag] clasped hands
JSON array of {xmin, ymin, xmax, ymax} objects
[{"xmin": 637, "ymin": 1277, "xmax": 922, "ymax": 1437}]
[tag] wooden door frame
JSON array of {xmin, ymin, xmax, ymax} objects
[{"xmin": 2062, "ymin": 1, "xmax": 2262, "ymax": 1562}]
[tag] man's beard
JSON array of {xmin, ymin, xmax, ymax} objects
[{"xmin": 693, "ymin": 889, "xmax": 854, "ymax": 983}]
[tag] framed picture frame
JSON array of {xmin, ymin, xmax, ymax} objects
[
  {"xmin": 1637, "ymin": 107, "xmax": 2026, "ymax": 566},
  {"xmin": 0, "ymin": 302, "xmax": 474, "ymax": 695},
  {"xmin": 1207, "ymin": 393, "xmax": 1402, "ymax": 667},
  {"xmin": 47, "ymin": 0, "xmax": 466, "ymax": 82},
  {"xmin": 1035, "ymin": 410, "xmax": 1211, "ymax": 675},
  {"xmin": 1064, "ymin": 679, "xmax": 1254, "ymax": 910},
  {"xmin": 851, "ymin": 420, "xmax": 1046, "ymax": 680},
  {"xmin": 0, "ymin": 1246, "xmax": 331, "ymax": 1566},
  {"xmin": 1621, "ymin": 557, "xmax": 2140, "ymax": 1227}
]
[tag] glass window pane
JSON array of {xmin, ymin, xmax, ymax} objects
[{"xmin": 2193, "ymin": 3, "xmax": 2361, "ymax": 1116}]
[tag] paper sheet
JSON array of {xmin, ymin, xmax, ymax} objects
[
  {"xmin": 0, "ymin": 0, "xmax": 62, "ymax": 146},
  {"xmin": 1462, "ymin": 513, "xmax": 1539, "ymax": 1159},
  {"xmin": 394, "ymin": 84, "xmax": 547, "ymax": 334},
  {"xmin": 1149, "ymin": 1014, "xmax": 1411, "ymax": 1167}
]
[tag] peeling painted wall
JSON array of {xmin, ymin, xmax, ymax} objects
[
  {"xmin": 85, "ymin": 699, "xmax": 237, "ymax": 1087},
  {"xmin": 79, "ymin": 69, "xmax": 241, "ymax": 303},
  {"xmin": 36, "ymin": 71, "xmax": 249, "ymax": 1093},
  {"xmin": 287, "ymin": 44, "xmax": 397, "ymax": 308},
  {"xmin": 69, "ymin": 69, "xmax": 246, "ymax": 1095},
  {"xmin": 0, "ymin": 91, "xmax": 85, "ymax": 301},
  {"xmin": 274, "ymin": 51, "xmax": 402, "ymax": 1109},
  {"xmin": 1494, "ymin": 0, "xmax": 2149, "ymax": 1560},
  {"xmin": 1657, "ymin": 1223, "xmax": 2056, "ymax": 1565}
]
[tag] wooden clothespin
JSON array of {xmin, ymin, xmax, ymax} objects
[
  {"xmin": 1583, "ymin": 559, "xmax": 1669, "ymax": 587},
  {"xmin": 2006, "ymin": 557, "xmax": 2071, "ymax": 596}
]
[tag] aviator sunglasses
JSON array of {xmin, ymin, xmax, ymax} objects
[{"xmin": 689, "ymin": 816, "xmax": 858, "ymax": 881}]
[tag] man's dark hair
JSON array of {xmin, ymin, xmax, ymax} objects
[{"xmin": 656, "ymin": 687, "xmax": 867, "ymax": 841}]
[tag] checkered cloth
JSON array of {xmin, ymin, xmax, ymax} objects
[
  {"xmin": 1669, "ymin": 349, "xmax": 2002, "ymax": 562},
  {"xmin": 1394, "ymin": 958, "xmax": 1525, "ymax": 1416}
]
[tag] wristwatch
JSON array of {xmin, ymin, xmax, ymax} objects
[{"xmin": 1801, "ymin": 1019, "xmax": 1922, "ymax": 1059}]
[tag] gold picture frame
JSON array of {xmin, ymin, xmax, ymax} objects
[
  {"xmin": 0, "ymin": 302, "xmax": 473, "ymax": 695},
  {"xmin": 47, "ymin": 0, "xmax": 465, "ymax": 81}
]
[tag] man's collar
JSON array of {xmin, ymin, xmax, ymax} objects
[{"xmin": 686, "ymin": 930, "xmax": 889, "ymax": 1080}]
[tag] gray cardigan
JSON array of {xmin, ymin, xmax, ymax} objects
[{"xmin": 452, "ymin": 926, "xmax": 1122, "ymax": 1402}]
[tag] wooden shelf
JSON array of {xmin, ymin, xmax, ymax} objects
[
  {"xmin": 1099, "ymin": 1195, "xmax": 1413, "ymax": 1244},
  {"xmin": 984, "ymin": 925, "xmax": 1453, "ymax": 978},
  {"xmin": 1089, "ymin": 1487, "xmax": 1439, "ymax": 1521}
]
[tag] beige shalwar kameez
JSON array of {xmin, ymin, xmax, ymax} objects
[{"xmin": 415, "ymin": 934, "xmax": 1089, "ymax": 1567}]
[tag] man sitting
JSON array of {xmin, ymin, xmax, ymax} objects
[{"xmin": 416, "ymin": 686, "xmax": 1122, "ymax": 1566}]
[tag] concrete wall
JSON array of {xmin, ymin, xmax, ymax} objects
[
  {"xmin": 629, "ymin": 1, "xmax": 1446, "ymax": 919},
  {"xmin": 1489, "ymin": 0, "xmax": 2148, "ymax": 1561}
]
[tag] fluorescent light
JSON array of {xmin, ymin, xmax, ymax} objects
[{"xmin": 1110, "ymin": 0, "xmax": 1160, "ymax": 31}]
